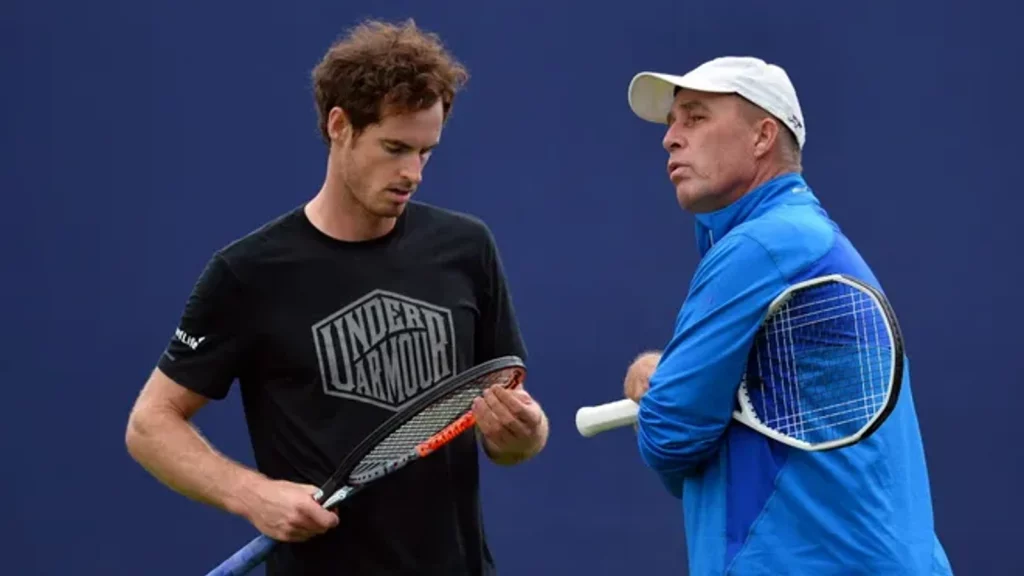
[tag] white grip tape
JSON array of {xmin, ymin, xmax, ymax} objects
[{"xmin": 575, "ymin": 399, "xmax": 639, "ymax": 437}]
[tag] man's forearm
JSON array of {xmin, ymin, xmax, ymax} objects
[{"xmin": 125, "ymin": 409, "xmax": 263, "ymax": 517}]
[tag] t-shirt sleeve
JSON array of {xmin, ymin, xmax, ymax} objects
[
  {"xmin": 474, "ymin": 226, "xmax": 528, "ymax": 364},
  {"xmin": 156, "ymin": 252, "xmax": 249, "ymax": 400}
]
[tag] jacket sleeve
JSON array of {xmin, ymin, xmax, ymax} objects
[{"xmin": 636, "ymin": 233, "xmax": 788, "ymax": 496}]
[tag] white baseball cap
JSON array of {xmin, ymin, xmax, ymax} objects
[{"xmin": 627, "ymin": 56, "xmax": 806, "ymax": 149}]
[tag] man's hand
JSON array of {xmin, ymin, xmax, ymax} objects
[
  {"xmin": 240, "ymin": 479, "xmax": 340, "ymax": 542},
  {"xmin": 624, "ymin": 351, "xmax": 662, "ymax": 403},
  {"xmin": 473, "ymin": 385, "xmax": 548, "ymax": 465}
]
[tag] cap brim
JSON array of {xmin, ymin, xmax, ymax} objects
[{"xmin": 627, "ymin": 71, "xmax": 734, "ymax": 124}]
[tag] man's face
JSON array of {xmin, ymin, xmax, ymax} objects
[
  {"xmin": 661, "ymin": 89, "xmax": 761, "ymax": 213},
  {"xmin": 333, "ymin": 101, "xmax": 444, "ymax": 219}
]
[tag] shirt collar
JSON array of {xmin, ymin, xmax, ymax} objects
[{"xmin": 694, "ymin": 172, "xmax": 818, "ymax": 256}]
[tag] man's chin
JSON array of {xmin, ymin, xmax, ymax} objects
[
  {"xmin": 675, "ymin": 183, "xmax": 720, "ymax": 213},
  {"xmin": 373, "ymin": 201, "xmax": 408, "ymax": 218},
  {"xmin": 675, "ymin": 186, "xmax": 701, "ymax": 211}
]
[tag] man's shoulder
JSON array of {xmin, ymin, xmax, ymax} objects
[
  {"xmin": 735, "ymin": 201, "xmax": 835, "ymax": 245},
  {"xmin": 726, "ymin": 204, "xmax": 838, "ymax": 280},
  {"xmin": 403, "ymin": 202, "xmax": 502, "ymax": 262},
  {"xmin": 407, "ymin": 201, "xmax": 495, "ymax": 240},
  {"xmin": 212, "ymin": 205, "xmax": 309, "ymax": 271}
]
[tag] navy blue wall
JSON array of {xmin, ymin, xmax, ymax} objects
[{"xmin": 5, "ymin": 1, "xmax": 1021, "ymax": 574}]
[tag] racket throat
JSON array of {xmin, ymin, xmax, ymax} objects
[{"xmin": 322, "ymin": 486, "xmax": 356, "ymax": 509}]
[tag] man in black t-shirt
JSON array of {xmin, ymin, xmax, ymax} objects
[{"xmin": 125, "ymin": 19, "xmax": 549, "ymax": 576}]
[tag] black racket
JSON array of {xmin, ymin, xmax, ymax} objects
[{"xmin": 205, "ymin": 355, "xmax": 527, "ymax": 575}]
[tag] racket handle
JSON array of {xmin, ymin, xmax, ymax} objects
[
  {"xmin": 204, "ymin": 533, "xmax": 276, "ymax": 576},
  {"xmin": 575, "ymin": 399, "xmax": 639, "ymax": 437}
]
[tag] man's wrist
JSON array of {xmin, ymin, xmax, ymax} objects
[
  {"xmin": 484, "ymin": 440, "xmax": 528, "ymax": 466},
  {"xmin": 225, "ymin": 467, "xmax": 268, "ymax": 519}
]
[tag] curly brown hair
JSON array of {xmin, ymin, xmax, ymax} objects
[{"xmin": 311, "ymin": 19, "xmax": 470, "ymax": 144}]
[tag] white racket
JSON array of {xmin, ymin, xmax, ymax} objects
[{"xmin": 576, "ymin": 274, "xmax": 904, "ymax": 451}]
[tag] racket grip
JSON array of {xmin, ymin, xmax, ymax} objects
[
  {"xmin": 575, "ymin": 399, "xmax": 640, "ymax": 437},
  {"xmin": 205, "ymin": 533, "xmax": 276, "ymax": 576}
]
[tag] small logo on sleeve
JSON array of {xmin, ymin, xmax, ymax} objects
[{"xmin": 174, "ymin": 328, "xmax": 206, "ymax": 351}]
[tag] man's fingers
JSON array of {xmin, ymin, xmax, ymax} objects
[
  {"xmin": 290, "ymin": 485, "xmax": 339, "ymax": 530},
  {"xmin": 624, "ymin": 354, "xmax": 657, "ymax": 400},
  {"xmin": 473, "ymin": 397, "xmax": 514, "ymax": 446},
  {"xmin": 297, "ymin": 498, "xmax": 339, "ymax": 530},
  {"xmin": 472, "ymin": 398, "xmax": 503, "ymax": 436},
  {"xmin": 483, "ymin": 388, "xmax": 532, "ymax": 437},
  {"xmin": 493, "ymin": 386, "xmax": 543, "ymax": 427},
  {"xmin": 624, "ymin": 375, "xmax": 638, "ymax": 400},
  {"xmin": 509, "ymin": 388, "xmax": 535, "ymax": 405},
  {"xmin": 281, "ymin": 525, "xmax": 318, "ymax": 542},
  {"xmin": 299, "ymin": 483, "xmax": 322, "ymax": 497},
  {"xmin": 625, "ymin": 369, "xmax": 650, "ymax": 401}
]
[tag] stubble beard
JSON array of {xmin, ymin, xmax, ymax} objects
[{"xmin": 341, "ymin": 166, "xmax": 404, "ymax": 221}]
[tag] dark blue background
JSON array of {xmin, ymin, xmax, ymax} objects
[{"xmin": 5, "ymin": 1, "xmax": 1020, "ymax": 574}]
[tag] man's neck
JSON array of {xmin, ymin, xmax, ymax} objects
[
  {"xmin": 750, "ymin": 159, "xmax": 796, "ymax": 193},
  {"xmin": 722, "ymin": 161, "xmax": 797, "ymax": 210},
  {"xmin": 305, "ymin": 173, "xmax": 397, "ymax": 243}
]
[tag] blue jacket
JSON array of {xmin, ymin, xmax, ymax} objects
[{"xmin": 636, "ymin": 173, "xmax": 953, "ymax": 575}]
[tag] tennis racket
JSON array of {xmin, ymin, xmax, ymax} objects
[
  {"xmin": 576, "ymin": 274, "xmax": 904, "ymax": 451},
  {"xmin": 204, "ymin": 355, "xmax": 527, "ymax": 576}
]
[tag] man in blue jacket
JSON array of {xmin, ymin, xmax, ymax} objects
[{"xmin": 622, "ymin": 56, "xmax": 953, "ymax": 575}]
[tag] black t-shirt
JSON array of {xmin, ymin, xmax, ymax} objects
[{"xmin": 157, "ymin": 201, "xmax": 527, "ymax": 576}]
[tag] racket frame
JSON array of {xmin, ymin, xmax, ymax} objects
[
  {"xmin": 315, "ymin": 355, "xmax": 526, "ymax": 507},
  {"xmin": 732, "ymin": 273, "xmax": 904, "ymax": 451}
]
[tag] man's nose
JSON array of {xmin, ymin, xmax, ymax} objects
[
  {"xmin": 662, "ymin": 127, "xmax": 686, "ymax": 153},
  {"xmin": 399, "ymin": 156, "xmax": 424, "ymax": 185}
]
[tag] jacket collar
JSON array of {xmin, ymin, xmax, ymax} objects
[{"xmin": 694, "ymin": 172, "xmax": 818, "ymax": 257}]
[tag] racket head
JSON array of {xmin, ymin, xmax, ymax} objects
[
  {"xmin": 734, "ymin": 274, "xmax": 904, "ymax": 451},
  {"xmin": 315, "ymin": 355, "xmax": 526, "ymax": 505}
]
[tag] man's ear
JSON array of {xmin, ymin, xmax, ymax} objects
[
  {"xmin": 326, "ymin": 106, "xmax": 352, "ymax": 145},
  {"xmin": 753, "ymin": 117, "xmax": 780, "ymax": 160}
]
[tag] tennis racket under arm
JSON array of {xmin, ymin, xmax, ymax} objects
[
  {"xmin": 204, "ymin": 355, "xmax": 527, "ymax": 576},
  {"xmin": 576, "ymin": 274, "xmax": 904, "ymax": 451}
]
